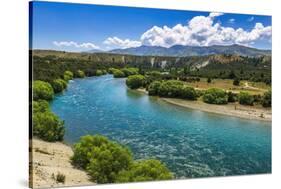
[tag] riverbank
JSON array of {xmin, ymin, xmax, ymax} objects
[
  {"xmin": 162, "ymin": 98, "xmax": 271, "ymax": 122},
  {"xmin": 136, "ymin": 88, "xmax": 271, "ymax": 122},
  {"xmin": 30, "ymin": 139, "xmax": 94, "ymax": 188}
]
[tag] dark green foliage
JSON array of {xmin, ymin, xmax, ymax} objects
[
  {"xmin": 158, "ymin": 80, "xmax": 184, "ymax": 98},
  {"xmin": 262, "ymin": 90, "xmax": 271, "ymax": 107},
  {"xmin": 207, "ymin": 77, "xmax": 211, "ymax": 83},
  {"xmin": 32, "ymin": 102, "xmax": 65, "ymax": 142},
  {"xmin": 233, "ymin": 78, "xmax": 240, "ymax": 86},
  {"xmin": 72, "ymin": 135, "xmax": 133, "ymax": 183},
  {"xmin": 121, "ymin": 68, "xmax": 139, "ymax": 77},
  {"xmin": 148, "ymin": 81, "xmax": 162, "ymax": 96},
  {"xmin": 227, "ymin": 92, "xmax": 238, "ymax": 102},
  {"xmin": 64, "ymin": 70, "xmax": 73, "ymax": 81},
  {"xmin": 239, "ymin": 92, "xmax": 254, "ymax": 105},
  {"xmin": 108, "ymin": 68, "xmax": 118, "ymax": 74},
  {"xmin": 33, "ymin": 80, "xmax": 54, "ymax": 101},
  {"xmin": 76, "ymin": 70, "xmax": 86, "ymax": 78},
  {"xmin": 51, "ymin": 79, "xmax": 67, "ymax": 93},
  {"xmin": 72, "ymin": 135, "xmax": 173, "ymax": 184},
  {"xmin": 116, "ymin": 159, "xmax": 173, "ymax": 183},
  {"xmin": 126, "ymin": 75, "xmax": 145, "ymax": 89},
  {"xmin": 113, "ymin": 69, "xmax": 125, "ymax": 78},
  {"xmin": 180, "ymin": 87, "xmax": 197, "ymax": 100},
  {"xmin": 203, "ymin": 88, "xmax": 228, "ymax": 104},
  {"xmin": 95, "ymin": 69, "xmax": 105, "ymax": 76}
]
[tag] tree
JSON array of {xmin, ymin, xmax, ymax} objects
[
  {"xmin": 95, "ymin": 70, "xmax": 103, "ymax": 76},
  {"xmin": 227, "ymin": 91, "xmax": 237, "ymax": 102},
  {"xmin": 76, "ymin": 70, "xmax": 86, "ymax": 78},
  {"xmin": 121, "ymin": 68, "xmax": 139, "ymax": 77},
  {"xmin": 113, "ymin": 69, "xmax": 125, "ymax": 78},
  {"xmin": 116, "ymin": 159, "xmax": 173, "ymax": 183},
  {"xmin": 262, "ymin": 90, "xmax": 271, "ymax": 107},
  {"xmin": 72, "ymin": 135, "xmax": 133, "ymax": 183},
  {"xmin": 33, "ymin": 80, "xmax": 54, "ymax": 101},
  {"xmin": 229, "ymin": 70, "xmax": 236, "ymax": 79},
  {"xmin": 32, "ymin": 100, "xmax": 65, "ymax": 142},
  {"xmin": 64, "ymin": 70, "xmax": 73, "ymax": 81},
  {"xmin": 203, "ymin": 88, "xmax": 228, "ymax": 104},
  {"xmin": 148, "ymin": 81, "xmax": 162, "ymax": 96},
  {"xmin": 239, "ymin": 92, "xmax": 254, "ymax": 105},
  {"xmin": 158, "ymin": 80, "xmax": 184, "ymax": 97},
  {"xmin": 207, "ymin": 77, "xmax": 212, "ymax": 83},
  {"xmin": 233, "ymin": 78, "xmax": 240, "ymax": 86},
  {"xmin": 126, "ymin": 75, "xmax": 145, "ymax": 89},
  {"xmin": 180, "ymin": 86, "xmax": 197, "ymax": 100},
  {"xmin": 52, "ymin": 79, "xmax": 67, "ymax": 93}
]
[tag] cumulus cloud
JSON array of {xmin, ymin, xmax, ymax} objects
[
  {"xmin": 139, "ymin": 13, "xmax": 271, "ymax": 48},
  {"xmin": 53, "ymin": 41, "xmax": 100, "ymax": 49},
  {"xmin": 228, "ymin": 18, "xmax": 235, "ymax": 24},
  {"xmin": 103, "ymin": 37, "xmax": 141, "ymax": 49}
]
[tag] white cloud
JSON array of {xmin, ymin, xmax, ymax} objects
[
  {"xmin": 248, "ymin": 16, "xmax": 254, "ymax": 22},
  {"xmin": 103, "ymin": 37, "xmax": 141, "ymax": 49},
  {"xmin": 139, "ymin": 13, "xmax": 271, "ymax": 48},
  {"xmin": 209, "ymin": 12, "xmax": 224, "ymax": 18},
  {"xmin": 53, "ymin": 41, "xmax": 100, "ymax": 49},
  {"xmin": 228, "ymin": 18, "xmax": 235, "ymax": 24}
]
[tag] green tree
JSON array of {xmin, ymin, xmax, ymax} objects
[
  {"xmin": 95, "ymin": 70, "xmax": 103, "ymax": 76},
  {"xmin": 52, "ymin": 79, "xmax": 67, "ymax": 93},
  {"xmin": 126, "ymin": 75, "xmax": 145, "ymax": 89},
  {"xmin": 33, "ymin": 110, "xmax": 65, "ymax": 142},
  {"xmin": 239, "ymin": 92, "xmax": 254, "ymax": 105},
  {"xmin": 64, "ymin": 70, "xmax": 74, "ymax": 81},
  {"xmin": 233, "ymin": 78, "xmax": 240, "ymax": 86},
  {"xmin": 33, "ymin": 80, "xmax": 54, "ymax": 101},
  {"xmin": 116, "ymin": 159, "xmax": 173, "ymax": 183},
  {"xmin": 148, "ymin": 81, "xmax": 162, "ymax": 96},
  {"xmin": 113, "ymin": 69, "xmax": 125, "ymax": 78},
  {"xmin": 262, "ymin": 90, "xmax": 271, "ymax": 107},
  {"xmin": 121, "ymin": 68, "xmax": 139, "ymax": 77},
  {"xmin": 158, "ymin": 80, "xmax": 184, "ymax": 97},
  {"xmin": 32, "ymin": 100, "xmax": 50, "ymax": 113},
  {"xmin": 227, "ymin": 91, "xmax": 238, "ymax": 102},
  {"xmin": 180, "ymin": 86, "xmax": 197, "ymax": 100},
  {"xmin": 76, "ymin": 70, "xmax": 86, "ymax": 78},
  {"xmin": 203, "ymin": 88, "xmax": 228, "ymax": 104},
  {"xmin": 72, "ymin": 135, "xmax": 133, "ymax": 183}
]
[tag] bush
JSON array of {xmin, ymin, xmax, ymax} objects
[
  {"xmin": 203, "ymin": 88, "xmax": 228, "ymax": 104},
  {"xmin": 63, "ymin": 70, "xmax": 73, "ymax": 81},
  {"xmin": 32, "ymin": 100, "xmax": 50, "ymax": 113},
  {"xmin": 239, "ymin": 92, "xmax": 254, "ymax": 105},
  {"xmin": 158, "ymin": 80, "xmax": 184, "ymax": 98},
  {"xmin": 113, "ymin": 69, "xmax": 125, "ymax": 78},
  {"xmin": 33, "ymin": 111, "xmax": 65, "ymax": 142},
  {"xmin": 227, "ymin": 91, "xmax": 238, "ymax": 102},
  {"xmin": 233, "ymin": 78, "xmax": 240, "ymax": 86},
  {"xmin": 262, "ymin": 90, "xmax": 271, "ymax": 107},
  {"xmin": 207, "ymin": 78, "xmax": 212, "ymax": 83},
  {"xmin": 126, "ymin": 75, "xmax": 145, "ymax": 89},
  {"xmin": 52, "ymin": 79, "xmax": 67, "ymax": 93},
  {"xmin": 33, "ymin": 80, "xmax": 54, "ymax": 101},
  {"xmin": 180, "ymin": 87, "xmax": 197, "ymax": 100},
  {"xmin": 108, "ymin": 68, "xmax": 118, "ymax": 74},
  {"xmin": 53, "ymin": 172, "xmax": 66, "ymax": 183},
  {"xmin": 72, "ymin": 135, "xmax": 133, "ymax": 183},
  {"xmin": 116, "ymin": 159, "xmax": 173, "ymax": 183},
  {"xmin": 95, "ymin": 70, "xmax": 103, "ymax": 76},
  {"xmin": 121, "ymin": 68, "xmax": 139, "ymax": 77},
  {"xmin": 76, "ymin": 70, "xmax": 85, "ymax": 78},
  {"xmin": 148, "ymin": 81, "xmax": 162, "ymax": 96}
]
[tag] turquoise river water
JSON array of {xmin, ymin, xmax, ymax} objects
[{"xmin": 50, "ymin": 75, "xmax": 271, "ymax": 178}]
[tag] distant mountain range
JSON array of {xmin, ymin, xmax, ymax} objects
[{"xmin": 87, "ymin": 44, "xmax": 271, "ymax": 57}]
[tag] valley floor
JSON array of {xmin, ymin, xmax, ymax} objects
[{"xmin": 30, "ymin": 139, "xmax": 94, "ymax": 188}]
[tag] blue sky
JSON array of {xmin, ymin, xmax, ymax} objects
[{"xmin": 30, "ymin": 1, "xmax": 272, "ymax": 51}]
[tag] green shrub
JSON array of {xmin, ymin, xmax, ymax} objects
[
  {"xmin": 32, "ymin": 100, "xmax": 50, "ymax": 113},
  {"xmin": 53, "ymin": 172, "xmax": 66, "ymax": 183},
  {"xmin": 76, "ymin": 70, "xmax": 85, "ymax": 78},
  {"xmin": 158, "ymin": 80, "xmax": 184, "ymax": 98},
  {"xmin": 180, "ymin": 86, "xmax": 197, "ymax": 100},
  {"xmin": 239, "ymin": 92, "xmax": 254, "ymax": 105},
  {"xmin": 233, "ymin": 78, "xmax": 240, "ymax": 86},
  {"xmin": 262, "ymin": 90, "xmax": 271, "ymax": 107},
  {"xmin": 95, "ymin": 70, "xmax": 103, "ymax": 76},
  {"xmin": 126, "ymin": 75, "xmax": 145, "ymax": 89},
  {"xmin": 121, "ymin": 68, "xmax": 139, "ymax": 77},
  {"xmin": 52, "ymin": 79, "xmax": 67, "ymax": 93},
  {"xmin": 72, "ymin": 135, "xmax": 133, "ymax": 183},
  {"xmin": 207, "ymin": 78, "xmax": 212, "ymax": 83},
  {"xmin": 227, "ymin": 91, "xmax": 238, "ymax": 102},
  {"xmin": 148, "ymin": 81, "xmax": 162, "ymax": 96},
  {"xmin": 203, "ymin": 88, "xmax": 228, "ymax": 104},
  {"xmin": 113, "ymin": 69, "xmax": 125, "ymax": 78},
  {"xmin": 108, "ymin": 68, "xmax": 118, "ymax": 74},
  {"xmin": 33, "ymin": 80, "xmax": 54, "ymax": 101},
  {"xmin": 33, "ymin": 111, "xmax": 65, "ymax": 142},
  {"xmin": 63, "ymin": 70, "xmax": 73, "ymax": 81},
  {"xmin": 116, "ymin": 159, "xmax": 173, "ymax": 183}
]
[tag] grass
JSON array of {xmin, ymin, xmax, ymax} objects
[{"xmin": 185, "ymin": 78, "xmax": 270, "ymax": 95}]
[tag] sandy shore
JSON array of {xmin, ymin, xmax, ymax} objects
[
  {"xmin": 30, "ymin": 139, "xmax": 94, "ymax": 188},
  {"xmin": 162, "ymin": 98, "xmax": 271, "ymax": 122}
]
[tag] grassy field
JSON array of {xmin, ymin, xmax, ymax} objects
[{"xmin": 185, "ymin": 78, "xmax": 270, "ymax": 95}]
